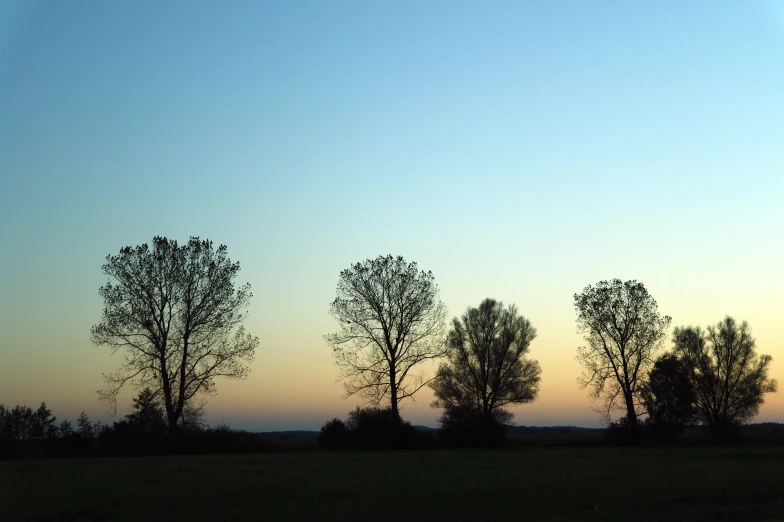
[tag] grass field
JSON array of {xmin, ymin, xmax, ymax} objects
[{"xmin": 2, "ymin": 447, "xmax": 783, "ymax": 522}]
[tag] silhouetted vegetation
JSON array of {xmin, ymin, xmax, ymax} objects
[
  {"xmin": 574, "ymin": 279, "xmax": 672, "ymax": 438},
  {"xmin": 673, "ymin": 316, "xmax": 777, "ymax": 443},
  {"xmin": 436, "ymin": 405, "xmax": 508, "ymax": 448},
  {"xmin": 317, "ymin": 407, "xmax": 434, "ymax": 450},
  {"xmin": 430, "ymin": 298, "xmax": 541, "ymax": 447},
  {"xmin": 317, "ymin": 418, "xmax": 352, "ymax": 450},
  {"xmin": 325, "ymin": 255, "xmax": 448, "ymax": 423},
  {"xmin": 641, "ymin": 353, "xmax": 696, "ymax": 443},
  {"xmin": 91, "ymin": 236, "xmax": 259, "ymax": 435}
]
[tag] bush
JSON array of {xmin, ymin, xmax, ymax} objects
[
  {"xmin": 437, "ymin": 407, "xmax": 507, "ymax": 448},
  {"xmin": 318, "ymin": 407, "xmax": 435, "ymax": 451},
  {"xmin": 318, "ymin": 419, "xmax": 351, "ymax": 450},
  {"xmin": 604, "ymin": 418, "xmax": 640, "ymax": 446}
]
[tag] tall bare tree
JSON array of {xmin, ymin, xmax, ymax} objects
[
  {"xmin": 430, "ymin": 298, "xmax": 541, "ymax": 423},
  {"xmin": 91, "ymin": 236, "xmax": 259, "ymax": 433},
  {"xmin": 325, "ymin": 255, "xmax": 447, "ymax": 421},
  {"xmin": 574, "ymin": 279, "xmax": 671, "ymax": 431},
  {"xmin": 673, "ymin": 317, "xmax": 777, "ymax": 441}
]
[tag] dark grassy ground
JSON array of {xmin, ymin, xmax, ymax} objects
[{"xmin": 1, "ymin": 447, "xmax": 783, "ymax": 522}]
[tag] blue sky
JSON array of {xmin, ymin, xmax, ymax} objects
[{"xmin": 1, "ymin": 1, "xmax": 782, "ymax": 430}]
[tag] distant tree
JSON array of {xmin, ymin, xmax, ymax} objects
[
  {"xmin": 317, "ymin": 418, "xmax": 352, "ymax": 450},
  {"xmin": 0, "ymin": 402, "xmax": 57, "ymax": 441},
  {"xmin": 59, "ymin": 420, "xmax": 74, "ymax": 438},
  {"xmin": 673, "ymin": 317, "xmax": 777, "ymax": 442},
  {"xmin": 641, "ymin": 353, "xmax": 696, "ymax": 442},
  {"xmin": 325, "ymin": 255, "xmax": 447, "ymax": 421},
  {"xmin": 76, "ymin": 412, "xmax": 94, "ymax": 438},
  {"xmin": 91, "ymin": 236, "xmax": 259, "ymax": 434},
  {"xmin": 125, "ymin": 388, "xmax": 167, "ymax": 434},
  {"xmin": 178, "ymin": 397, "xmax": 207, "ymax": 431},
  {"xmin": 574, "ymin": 279, "xmax": 671, "ymax": 434},
  {"xmin": 430, "ymin": 298, "xmax": 541, "ymax": 444},
  {"xmin": 30, "ymin": 402, "xmax": 58, "ymax": 439},
  {"xmin": 0, "ymin": 405, "xmax": 7, "ymax": 441}
]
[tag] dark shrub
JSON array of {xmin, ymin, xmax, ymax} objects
[
  {"xmin": 318, "ymin": 418, "xmax": 352, "ymax": 450},
  {"xmin": 347, "ymin": 407, "xmax": 400, "ymax": 450},
  {"xmin": 604, "ymin": 417, "xmax": 640, "ymax": 446},
  {"xmin": 437, "ymin": 406, "xmax": 507, "ymax": 448}
]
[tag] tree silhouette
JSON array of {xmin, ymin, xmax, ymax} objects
[
  {"xmin": 325, "ymin": 255, "xmax": 447, "ymax": 421},
  {"xmin": 673, "ymin": 317, "xmax": 777, "ymax": 442},
  {"xmin": 125, "ymin": 387, "xmax": 167, "ymax": 433},
  {"xmin": 76, "ymin": 412, "xmax": 94, "ymax": 438},
  {"xmin": 430, "ymin": 298, "xmax": 541, "ymax": 439},
  {"xmin": 91, "ymin": 236, "xmax": 259, "ymax": 434},
  {"xmin": 641, "ymin": 353, "xmax": 696, "ymax": 442},
  {"xmin": 574, "ymin": 279, "xmax": 671, "ymax": 433}
]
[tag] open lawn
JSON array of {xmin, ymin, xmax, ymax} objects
[{"xmin": 2, "ymin": 447, "xmax": 783, "ymax": 522}]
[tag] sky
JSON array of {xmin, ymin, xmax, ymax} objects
[{"xmin": 1, "ymin": 1, "xmax": 782, "ymax": 430}]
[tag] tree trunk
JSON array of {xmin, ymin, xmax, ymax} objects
[
  {"xmin": 624, "ymin": 391, "xmax": 638, "ymax": 432},
  {"xmin": 389, "ymin": 376, "xmax": 400, "ymax": 422}
]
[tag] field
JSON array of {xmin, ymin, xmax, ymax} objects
[{"xmin": 2, "ymin": 447, "xmax": 783, "ymax": 522}]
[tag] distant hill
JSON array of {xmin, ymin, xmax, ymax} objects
[
  {"xmin": 248, "ymin": 423, "xmax": 783, "ymax": 438},
  {"xmin": 508, "ymin": 425, "xmax": 602, "ymax": 435}
]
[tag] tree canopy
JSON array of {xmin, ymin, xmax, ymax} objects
[
  {"xmin": 673, "ymin": 317, "xmax": 777, "ymax": 442},
  {"xmin": 574, "ymin": 279, "xmax": 671, "ymax": 431},
  {"xmin": 430, "ymin": 298, "xmax": 541, "ymax": 424},
  {"xmin": 325, "ymin": 255, "xmax": 447, "ymax": 420},
  {"xmin": 91, "ymin": 236, "xmax": 259, "ymax": 433}
]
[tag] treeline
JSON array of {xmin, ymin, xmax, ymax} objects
[
  {"xmin": 2, "ymin": 397, "xmax": 782, "ymax": 460},
  {"xmin": 0, "ymin": 390, "xmax": 281, "ymax": 459},
  {"xmin": 13, "ymin": 237, "xmax": 773, "ymax": 458}
]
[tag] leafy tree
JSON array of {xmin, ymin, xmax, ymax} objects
[
  {"xmin": 673, "ymin": 317, "xmax": 777, "ymax": 442},
  {"xmin": 59, "ymin": 420, "xmax": 74, "ymax": 438},
  {"xmin": 0, "ymin": 403, "xmax": 57, "ymax": 441},
  {"xmin": 125, "ymin": 388, "xmax": 167, "ymax": 434},
  {"xmin": 641, "ymin": 353, "xmax": 696, "ymax": 442},
  {"xmin": 574, "ymin": 279, "xmax": 671, "ymax": 433},
  {"xmin": 325, "ymin": 255, "xmax": 447, "ymax": 421},
  {"xmin": 30, "ymin": 402, "xmax": 57, "ymax": 439},
  {"xmin": 91, "ymin": 236, "xmax": 259, "ymax": 433},
  {"xmin": 76, "ymin": 412, "xmax": 94, "ymax": 438},
  {"xmin": 430, "ymin": 298, "xmax": 541, "ymax": 442},
  {"xmin": 317, "ymin": 418, "xmax": 352, "ymax": 450}
]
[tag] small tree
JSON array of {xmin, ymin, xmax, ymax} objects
[
  {"xmin": 574, "ymin": 279, "xmax": 671, "ymax": 434},
  {"xmin": 59, "ymin": 420, "xmax": 74, "ymax": 438},
  {"xmin": 430, "ymin": 298, "xmax": 541, "ymax": 443},
  {"xmin": 673, "ymin": 317, "xmax": 777, "ymax": 442},
  {"xmin": 76, "ymin": 412, "xmax": 95, "ymax": 438},
  {"xmin": 326, "ymin": 255, "xmax": 447, "ymax": 421},
  {"xmin": 317, "ymin": 418, "xmax": 352, "ymax": 450},
  {"xmin": 91, "ymin": 236, "xmax": 259, "ymax": 434},
  {"xmin": 125, "ymin": 388, "xmax": 167, "ymax": 434},
  {"xmin": 31, "ymin": 403, "xmax": 57, "ymax": 439},
  {"xmin": 642, "ymin": 353, "xmax": 696, "ymax": 442},
  {"xmin": 4, "ymin": 405, "xmax": 34, "ymax": 440}
]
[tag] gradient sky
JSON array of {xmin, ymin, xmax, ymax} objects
[{"xmin": 1, "ymin": 1, "xmax": 782, "ymax": 430}]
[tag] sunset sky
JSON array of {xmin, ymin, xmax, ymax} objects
[{"xmin": 1, "ymin": 1, "xmax": 782, "ymax": 430}]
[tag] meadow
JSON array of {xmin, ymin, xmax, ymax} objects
[{"xmin": 2, "ymin": 447, "xmax": 783, "ymax": 522}]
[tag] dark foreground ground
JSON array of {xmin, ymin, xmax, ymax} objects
[{"xmin": 1, "ymin": 447, "xmax": 783, "ymax": 522}]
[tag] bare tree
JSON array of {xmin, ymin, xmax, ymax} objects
[
  {"xmin": 325, "ymin": 255, "xmax": 447, "ymax": 421},
  {"xmin": 673, "ymin": 317, "xmax": 777, "ymax": 442},
  {"xmin": 91, "ymin": 236, "xmax": 259, "ymax": 434},
  {"xmin": 574, "ymin": 279, "xmax": 671, "ymax": 431},
  {"xmin": 430, "ymin": 298, "xmax": 541, "ymax": 423}
]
